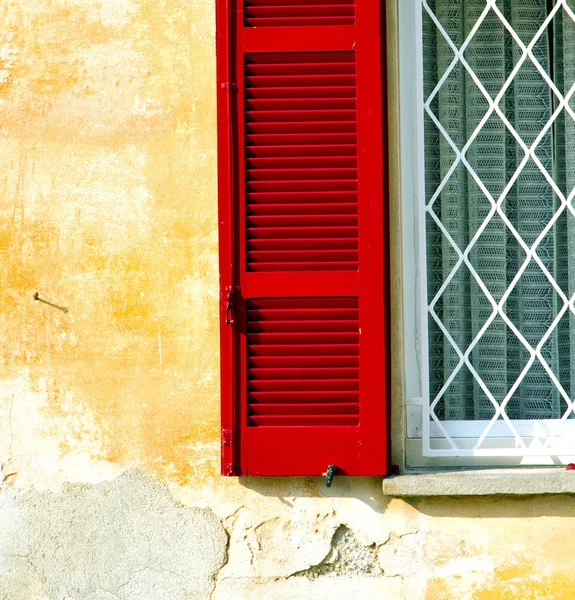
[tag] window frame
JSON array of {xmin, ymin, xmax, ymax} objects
[{"xmin": 393, "ymin": 0, "xmax": 575, "ymax": 469}]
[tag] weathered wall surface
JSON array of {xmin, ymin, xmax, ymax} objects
[{"xmin": 1, "ymin": 1, "xmax": 575, "ymax": 598}]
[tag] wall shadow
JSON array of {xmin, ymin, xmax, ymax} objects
[{"xmin": 239, "ymin": 476, "xmax": 391, "ymax": 515}]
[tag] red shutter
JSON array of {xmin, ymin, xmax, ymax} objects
[{"xmin": 217, "ymin": 0, "xmax": 387, "ymax": 476}]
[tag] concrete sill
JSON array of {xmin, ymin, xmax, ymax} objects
[{"xmin": 382, "ymin": 468, "xmax": 575, "ymax": 497}]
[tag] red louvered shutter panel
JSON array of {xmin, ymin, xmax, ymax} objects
[{"xmin": 217, "ymin": 0, "xmax": 387, "ymax": 476}]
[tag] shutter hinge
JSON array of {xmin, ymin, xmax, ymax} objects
[
  {"xmin": 222, "ymin": 429, "xmax": 232, "ymax": 447},
  {"xmin": 222, "ymin": 430, "xmax": 235, "ymax": 476},
  {"xmin": 221, "ymin": 82, "xmax": 237, "ymax": 91},
  {"xmin": 225, "ymin": 286, "xmax": 239, "ymax": 326}
]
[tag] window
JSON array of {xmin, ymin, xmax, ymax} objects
[
  {"xmin": 216, "ymin": 0, "xmax": 388, "ymax": 476},
  {"xmin": 400, "ymin": 0, "xmax": 575, "ymax": 466}
]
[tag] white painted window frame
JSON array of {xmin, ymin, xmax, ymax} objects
[{"xmin": 398, "ymin": 0, "xmax": 575, "ymax": 467}]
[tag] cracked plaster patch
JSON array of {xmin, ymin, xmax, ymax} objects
[{"xmin": 0, "ymin": 469, "xmax": 227, "ymax": 600}]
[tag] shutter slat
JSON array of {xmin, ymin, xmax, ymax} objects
[
  {"xmin": 249, "ymin": 297, "xmax": 358, "ymax": 308},
  {"xmin": 248, "ymin": 344, "xmax": 359, "ymax": 356},
  {"xmin": 247, "ymin": 238, "xmax": 358, "ymax": 250},
  {"xmin": 246, "ymin": 74, "xmax": 355, "ymax": 87},
  {"xmin": 249, "ymin": 262, "xmax": 358, "ymax": 271},
  {"xmin": 247, "ymin": 181, "xmax": 357, "ymax": 192},
  {"xmin": 249, "ymin": 404, "xmax": 359, "ymax": 416},
  {"xmin": 247, "ymin": 226, "xmax": 358, "ymax": 239},
  {"xmin": 246, "ymin": 132, "xmax": 357, "ymax": 144},
  {"xmin": 247, "ymin": 167, "xmax": 357, "ymax": 179},
  {"xmin": 246, "ymin": 109, "xmax": 356, "ymax": 122},
  {"xmin": 246, "ymin": 98, "xmax": 356, "ymax": 110},
  {"xmin": 248, "ymin": 367, "xmax": 359, "ymax": 378},
  {"xmin": 249, "ymin": 379, "xmax": 359, "ymax": 391},
  {"xmin": 246, "ymin": 86, "xmax": 356, "ymax": 99},
  {"xmin": 248, "ymin": 307, "xmax": 358, "ymax": 319},
  {"xmin": 248, "ymin": 203, "xmax": 358, "ymax": 215},
  {"xmin": 244, "ymin": 3, "xmax": 355, "ymax": 28},
  {"xmin": 246, "ymin": 64, "xmax": 355, "ymax": 76},
  {"xmin": 247, "ymin": 214, "xmax": 357, "ymax": 226},
  {"xmin": 247, "ymin": 157, "xmax": 357, "ymax": 168},
  {"xmin": 247, "ymin": 190, "xmax": 357, "ymax": 202},
  {"xmin": 245, "ymin": 51, "xmax": 354, "ymax": 63},
  {"xmin": 248, "ymin": 415, "xmax": 358, "ymax": 426},
  {"xmin": 248, "ymin": 355, "xmax": 359, "ymax": 367},
  {"xmin": 246, "ymin": 0, "xmax": 352, "ymax": 6},
  {"xmin": 246, "ymin": 6, "xmax": 354, "ymax": 18},
  {"xmin": 248, "ymin": 390, "xmax": 359, "ymax": 402},
  {"xmin": 248, "ymin": 320, "xmax": 359, "ymax": 333},
  {"xmin": 246, "ymin": 122, "xmax": 357, "ymax": 134},
  {"xmin": 246, "ymin": 145, "xmax": 357, "ymax": 157}
]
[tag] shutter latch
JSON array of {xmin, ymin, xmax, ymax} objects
[
  {"xmin": 225, "ymin": 286, "xmax": 237, "ymax": 325},
  {"xmin": 324, "ymin": 464, "xmax": 337, "ymax": 488}
]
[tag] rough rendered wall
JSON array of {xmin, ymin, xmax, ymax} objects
[{"xmin": 2, "ymin": 1, "xmax": 575, "ymax": 599}]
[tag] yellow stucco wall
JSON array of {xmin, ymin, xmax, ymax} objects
[
  {"xmin": 2, "ymin": 2, "xmax": 575, "ymax": 599},
  {"xmin": 0, "ymin": 0, "xmax": 220, "ymax": 487}
]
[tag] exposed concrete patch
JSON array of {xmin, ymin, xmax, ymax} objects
[
  {"xmin": 292, "ymin": 525, "xmax": 383, "ymax": 579},
  {"xmin": 0, "ymin": 469, "xmax": 227, "ymax": 600}
]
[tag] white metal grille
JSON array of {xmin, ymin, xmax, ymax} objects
[{"xmin": 420, "ymin": 0, "xmax": 575, "ymax": 457}]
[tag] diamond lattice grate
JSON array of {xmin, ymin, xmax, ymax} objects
[{"xmin": 421, "ymin": 0, "xmax": 575, "ymax": 454}]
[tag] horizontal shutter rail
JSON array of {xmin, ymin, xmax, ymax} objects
[{"xmin": 249, "ymin": 297, "xmax": 358, "ymax": 308}]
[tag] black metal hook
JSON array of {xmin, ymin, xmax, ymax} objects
[{"xmin": 325, "ymin": 464, "xmax": 337, "ymax": 488}]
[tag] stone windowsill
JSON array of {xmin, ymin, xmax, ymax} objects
[{"xmin": 382, "ymin": 468, "xmax": 575, "ymax": 497}]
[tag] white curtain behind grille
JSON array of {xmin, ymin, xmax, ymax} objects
[{"xmin": 424, "ymin": 0, "xmax": 575, "ymax": 420}]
